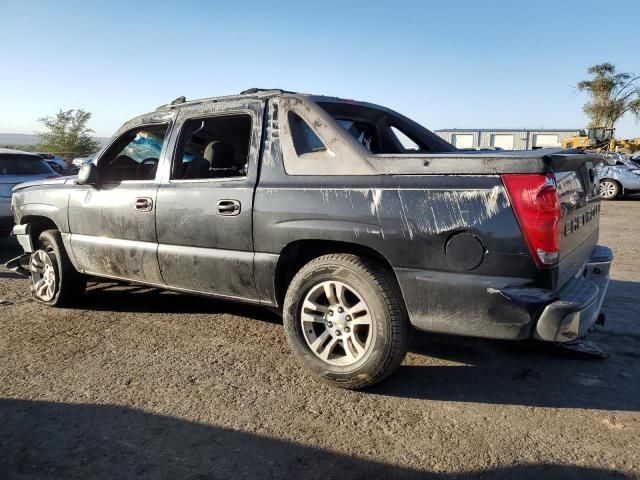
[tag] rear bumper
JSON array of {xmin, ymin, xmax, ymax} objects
[
  {"xmin": 534, "ymin": 245, "xmax": 613, "ymax": 342},
  {"xmin": 396, "ymin": 244, "xmax": 613, "ymax": 342}
]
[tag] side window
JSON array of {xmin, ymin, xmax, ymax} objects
[
  {"xmin": 390, "ymin": 126, "xmax": 420, "ymax": 151},
  {"xmin": 172, "ymin": 114, "xmax": 252, "ymax": 180},
  {"xmin": 98, "ymin": 125, "xmax": 169, "ymax": 182},
  {"xmin": 288, "ymin": 112, "xmax": 326, "ymax": 155}
]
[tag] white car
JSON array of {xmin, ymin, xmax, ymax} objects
[{"xmin": 0, "ymin": 149, "xmax": 59, "ymax": 235}]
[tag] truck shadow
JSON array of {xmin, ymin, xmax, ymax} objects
[
  {"xmin": 0, "ymin": 398, "xmax": 628, "ymax": 480},
  {"xmin": 79, "ymin": 281, "xmax": 283, "ymax": 324},
  {"xmin": 3, "ymin": 248, "xmax": 638, "ymax": 413},
  {"xmin": 372, "ymin": 281, "xmax": 640, "ymax": 411},
  {"xmin": 69, "ymin": 280, "xmax": 640, "ymax": 412}
]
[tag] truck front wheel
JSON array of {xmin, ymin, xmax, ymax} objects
[
  {"xmin": 283, "ymin": 254, "xmax": 410, "ymax": 389},
  {"xmin": 29, "ymin": 229, "xmax": 86, "ymax": 306}
]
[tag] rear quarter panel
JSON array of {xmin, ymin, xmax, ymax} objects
[
  {"xmin": 254, "ymin": 174, "xmax": 532, "ymax": 275},
  {"xmin": 254, "ymin": 102, "xmax": 542, "ymax": 338}
]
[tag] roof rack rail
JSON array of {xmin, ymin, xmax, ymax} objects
[
  {"xmin": 240, "ymin": 88, "xmax": 294, "ymax": 95},
  {"xmin": 155, "ymin": 95, "xmax": 186, "ymax": 110}
]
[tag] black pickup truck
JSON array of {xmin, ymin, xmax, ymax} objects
[{"xmin": 8, "ymin": 88, "xmax": 612, "ymax": 389}]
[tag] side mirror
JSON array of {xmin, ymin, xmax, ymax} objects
[{"xmin": 77, "ymin": 162, "xmax": 98, "ymax": 185}]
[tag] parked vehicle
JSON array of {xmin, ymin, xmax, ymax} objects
[
  {"xmin": 71, "ymin": 153, "xmax": 96, "ymax": 172},
  {"xmin": 7, "ymin": 89, "xmax": 612, "ymax": 389},
  {"xmin": 596, "ymin": 153, "xmax": 640, "ymax": 199},
  {"xmin": 35, "ymin": 153, "xmax": 67, "ymax": 174},
  {"xmin": 0, "ymin": 149, "xmax": 59, "ymax": 236},
  {"xmin": 562, "ymin": 127, "xmax": 640, "ymax": 155}
]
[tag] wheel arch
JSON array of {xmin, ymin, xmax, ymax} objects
[
  {"xmin": 20, "ymin": 215, "xmax": 60, "ymax": 246},
  {"xmin": 273, "ymin": 239, "xmax": 402, "ymax": 308}
]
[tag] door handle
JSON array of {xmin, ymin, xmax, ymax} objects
[
  {"xmin": 217, "ymin": 199, "xmax": 241, "ymax": 216},
  {"xmin": 134, "ymin": 197, "xmax": 153, "ymax": 212}
]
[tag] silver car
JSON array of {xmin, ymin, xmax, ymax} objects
[
  {"xmin": 0, "ymin": 149, "xmax": 59, "ymax": 235},
  {"xmin": 597, "ymin": 153, "xmax": 640, "ymax": 200}
]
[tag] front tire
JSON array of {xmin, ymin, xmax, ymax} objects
[
  {"xmin": 283, "ymin": 254, "xmax": 410, "ymax": 389},
  {"xmin": 29, "ymin": 229, "xmax": 86, "ymax": 306},
  {"xmin": 599, "ymin": 179, "xmax": 620, "ymax": 200}
]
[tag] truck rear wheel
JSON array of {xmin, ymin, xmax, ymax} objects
[
  {"xmin": 29, "ymin": 229, "xmax": 86, "ymax": 306},
  {"xmin": 283, "ymin": 254, "xmax": 410, "ymax": 389}
]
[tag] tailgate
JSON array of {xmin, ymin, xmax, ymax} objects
[{"xmin": 550, "ymin": 153, "xmax": 602, "ymax": 288}]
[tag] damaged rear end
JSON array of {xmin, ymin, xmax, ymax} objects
[{"xmin": 500, "ymin": 153, "xmax": 612, "ymax": 343}]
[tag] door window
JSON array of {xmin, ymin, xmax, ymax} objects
[
  {"xmin": 172, "ymin": 114, "xmax": 252, "ymax": 180},
  {"xmin": 98, "ymin": 125, "xmax": 169, "ymax": 182}
]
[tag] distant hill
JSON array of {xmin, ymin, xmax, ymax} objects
[{"xmin": 0, "ymin": 133, "xmax": 110, "ymax": 147}]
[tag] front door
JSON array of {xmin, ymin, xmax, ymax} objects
[
  {"xmin": 155, "ymin": 102, "xmax": 263, "ymax": 301},
  {"xmin": 68, "ymin": 122, "xmax": 171, "ymax": 284}
]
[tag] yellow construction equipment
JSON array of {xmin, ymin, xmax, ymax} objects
[{"xmin": 562, "ymin": 127, "xmax": 640, "ymax": 154}]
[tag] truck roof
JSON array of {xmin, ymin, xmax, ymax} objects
[
  {"xmin": 155, "ymin": 88, "xmax": 299, "ymax": 111},
  {"xmin": 153, "ymin": 88, "xmax": 378, "ymax": 113}
]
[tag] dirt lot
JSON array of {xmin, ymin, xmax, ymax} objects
[{"xmin": 0, "ymin": 199, "xmax": 639, "ymax": 480}]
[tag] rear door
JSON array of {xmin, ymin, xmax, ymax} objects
[
  {"xmin": 154, "ymin": 99, "xmax": 264, "ymax": 301},
  {"xmin": 68, "ymin": 123, "xmax": 171, "ymax": 283}
]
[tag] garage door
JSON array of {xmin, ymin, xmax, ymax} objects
[
  {"xmin": 452, "ymin": 134, "xmax": 474, "ymax": 149},
  {"xmin": 533, "ymin": 134, "xmax": 559, "ymax": 148},
  {"xmin": 491, "ymin": 134, "xmax": 514, "ymax": 150}
]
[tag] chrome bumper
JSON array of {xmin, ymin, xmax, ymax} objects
[
  {"xmin": 535, "ymin": 245, "xmax": 613, "ymax": 342},
  {"xmin": 12, "ymin": 223, "xmax": 34, "ymax": 253}
]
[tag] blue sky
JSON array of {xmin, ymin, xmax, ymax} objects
[{"xmin": 1, "ymin": 0, "xmax": 639, "ymax": 138}]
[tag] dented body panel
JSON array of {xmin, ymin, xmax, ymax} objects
[{"xmin": 10, "ymin": 89, "xmax": 611, "ymax": 343}]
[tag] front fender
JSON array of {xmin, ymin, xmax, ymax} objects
[{"xmin": 12, "ymin": 184, "xmax": 73, "ymax": 233}]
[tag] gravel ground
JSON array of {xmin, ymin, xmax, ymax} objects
[{"xmin": 0, "ymin": 199, "xmax": 638, "ymax": 479}]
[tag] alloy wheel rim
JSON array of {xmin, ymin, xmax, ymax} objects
[
  {"xmin": 30, "ymin": 249, "xmax": 57, "ymax": 301},
  {"xmin": 300, "ymin": 280, "xmax": 373, "ymax": 366},
  {"xmin": 600, "ymin": 181, "xmax": 616, "ymax": 198}
]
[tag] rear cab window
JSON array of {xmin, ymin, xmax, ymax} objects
[
  {"xmin": 279, "ymin": 95, "xmax": 456, "ymax": 176},
  {"xmin": 316, "ymin": 100, "xmax": 455, "ymax": 154}
]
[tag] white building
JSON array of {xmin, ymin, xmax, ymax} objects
[{"xmin": 435, "ymin": 128, "xmax": 581, "ymax": 150}]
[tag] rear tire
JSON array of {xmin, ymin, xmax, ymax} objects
[
  {"xmin": 599, "ymin": 179, "xmax": 620, "ymax": 200},
  {"xmin": 29, "ymin": 229, "xmax": 86, "ymax": 306},
  {"xmin": 283, "ymin": 254, "xmax": 410, "ymax": 389}
]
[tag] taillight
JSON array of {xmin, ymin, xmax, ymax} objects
[{"xmin": 501, "ymin": 173, "xmax": 561, "ymax": 268}]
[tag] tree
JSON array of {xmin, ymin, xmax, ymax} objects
[
  {"xmin": 577, "ymin": 63, "xmax": 640, "ymax": 130},
  {"xmin": 36, "ymin": 109, "xmax": 100, "ymax": 159}
]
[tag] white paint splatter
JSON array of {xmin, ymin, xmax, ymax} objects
[{"xmin": 412, "ymin": 185, "xmax": 510, "ymax": 235}]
